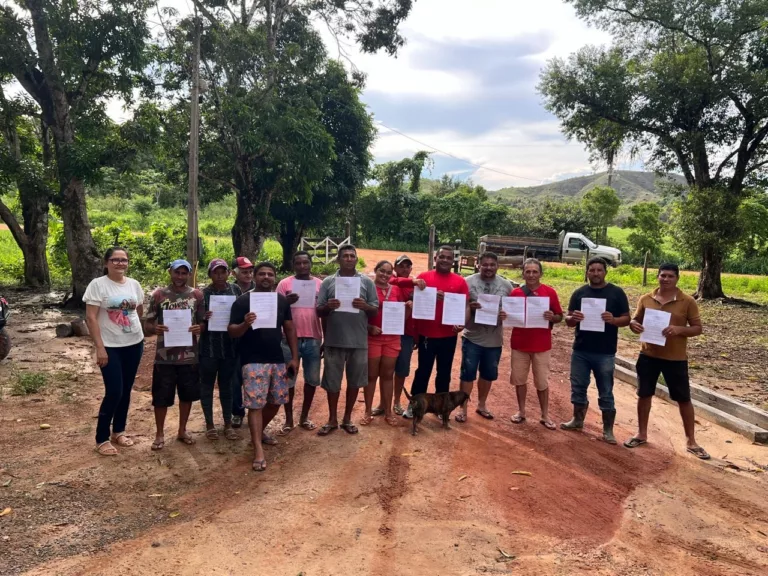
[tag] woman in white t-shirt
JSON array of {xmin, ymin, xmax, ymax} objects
[{"xmin": 83, "ymin": 247, "xmax": 146, "ymax": 456}]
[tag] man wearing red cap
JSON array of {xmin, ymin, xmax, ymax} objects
[{"xmin": 199, "ymin": 259, "xmax": 242, "ymax": 441}]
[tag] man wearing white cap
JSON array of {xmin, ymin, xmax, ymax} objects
[{"xmin": 144, "ymin": 259, "xmax": 205, "ymax": 450}]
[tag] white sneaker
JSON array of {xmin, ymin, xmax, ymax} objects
[{"xmin": 403, "ymin": 405, "xmax": 413, "ymax": 419}]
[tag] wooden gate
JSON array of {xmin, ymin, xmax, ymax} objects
[{"xmin": 299, "ymin": 236, "xmax": 352, "ymax": 264}]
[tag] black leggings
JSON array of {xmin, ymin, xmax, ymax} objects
[
  {"xmin": 96, "ymin": 342, "xmax": 144, "ymax": 444},
  {"xmin": 410, "ymin": 335, "xmax": 458, "ymax": 395}
]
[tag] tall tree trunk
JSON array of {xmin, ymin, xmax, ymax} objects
[
  {"xmin": 695, "ymin": 244, "xmax": 725, "ymax": 299},
  {"xmin": 20, "ymin": 183, "xmax": 50, "ymax": 287},
  {"xmin": 232, "ymin": 190, "xmax": 264, "ymax": 258},
  {"xmin": 60, "ymin": 177, "xmax": 101, "ymax": 307},
  {"xmin": 279, "ymin": 219, "xmax": 304, "ymax": 272}
]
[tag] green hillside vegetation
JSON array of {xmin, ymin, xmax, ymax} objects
[{"xmin": 488, "ymin": 170, "xmax": 686, "ymax": 205}]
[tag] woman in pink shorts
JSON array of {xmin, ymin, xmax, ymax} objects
[{"xmin": 362, "ymin": 261, "xmax": 410, "ymax": 426}]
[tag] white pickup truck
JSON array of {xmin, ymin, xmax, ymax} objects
[{"xmin": 478, "ymin": 231, "xmax": 622, "ymax": 267}]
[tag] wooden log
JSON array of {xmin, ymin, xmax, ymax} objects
[
  {"xmin": 71, "ymin": 318, "xmax": 90, "ymax": 337},
  {"xmin": 55, "ymin": 323, "xmax": 74, "ymax": 338}
]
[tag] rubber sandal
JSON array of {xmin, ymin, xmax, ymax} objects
[
  {"xmin": 623, "ymin": 437, "xmax": 647, "ymax": 449},
  {"xmin": 111, "ymin": 433, "xmax": 134, "ymax": 447},
  {"xmin": 686, "ymin": 446, "xmax": 711, "ymax": 460},
  {"xmin": 455, "ymin": 413, "xmax": 467, "ymax": 423},
  {"xmin": 96, "ymin": 441, "xmax": 118, "ymax": 456},
  {"xmin": 252, "ymin": 459, "xmax": 267, "ymax": 472},
  {"xmin": 176, "ymin": 433, "xmax": 196, "ymax": 445},
  {"xmin": 371, "ymin": 407, "xmax": 385, "ymax": 416},
  {"xmin": 393, "ymin": 404, "xmax": 404, "ymax": 416},
  {"xmin": 151, "ymin": 438, "xmax": 165, "ymax": 451},
  {"xmin": 475, "ymin": 409, "xmax": 494, "ymax": 420},
  {"xmin": 261, "ymin": 434, "xmax": 278, "ymax": 446},
  {"xmin": 360, "ymin": 415, "xmax": 373, "ymax": 426},
  {"xmin": 232, "ymin": 416, "xmax": 243, "ymax": 429},
  {"xmin": 224, "ymin": 428, "xmax": 240, "ymax": 441},
  {"xmin": 510, "ymin": 414, "xmax": 526, "ymax": 424},
  {"xmin": 384, "ymin": 416, "xmax": 399, "ymax": 427},
  {"xmin": 277, "ymin": 425, "xmax": 294, "ymax": 436},
  {"xmin": 340, "ymin": 423, "xmax": 359, "ymax": 435},
  {"xmin": 540, "ymin": 419, "xmax": 557, "ymax": 430},
  {"xmin": 317, "ymin": 424, "xmax": 338, "ymax": 436},
  {"xmin": 206, "ymin": 428, "xmax": 219, "ymax": 441},
  {"xmin": 300, "ymin": 420, "xmax": 317, "ymax": 431}
]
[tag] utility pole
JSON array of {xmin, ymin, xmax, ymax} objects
[{"xmin": 186, "ymin": 15, "xmax": 201, "ymax": 285}]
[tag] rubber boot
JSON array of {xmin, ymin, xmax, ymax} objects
[
  {"xmin": 602, "ymin": 410, "xmax": 617, "ymax": 445},
  {"xmin": 560, "ymin": 402, "xmax": 588, "ymax": 430}
]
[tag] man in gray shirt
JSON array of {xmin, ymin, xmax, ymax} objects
[
  {"xmin": 316, "ymin": 245, "xmax": 378, "ymax": 436},
  {"xmin": 456, "ymin": 252, "xmax": 514, "ymax": 423}
]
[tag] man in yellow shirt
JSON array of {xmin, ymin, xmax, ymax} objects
[{"xmin": 624, "ymin": 264, "xmax": 708, "ymax": 459}]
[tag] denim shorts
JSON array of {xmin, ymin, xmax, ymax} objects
[
  {"xmin": 281, "ymin": 338, "xmax": 322, "ymax": 388},
  {"xmin": 395, "ymin": 335, "xmax": 415, "ymax": 378},
  {"xmin": 460, "ymin": 338, "xmax": 502, "ymax": 382}
]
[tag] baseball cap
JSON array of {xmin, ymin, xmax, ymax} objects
[
  {"xmin": 395, "ymin": 254, "xmax": 413, "ymax": 266},
  {"xmin": 170, "ymin": 259, "xmax": 192, "ymax": 271},
  {"xmin": 232, "ymin": 256, "xmax": 254, "ymax": 269},
  {"xmin": 207, "ymin": 258, "xmax": 228, "ymax": 275}
]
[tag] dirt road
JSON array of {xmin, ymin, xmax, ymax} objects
[{"xmin": 0, "ymin": 272, "xmax": 767, "ymax": 575}]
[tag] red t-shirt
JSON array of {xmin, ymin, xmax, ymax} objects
[
  {"xmin": 369, "ymin": 283, "xmax": 404, "ymax": 329},
  {"xmin": 389, "ymin": 275, "xmax": 417, "ymax": 337},
  {"xmin": 416, "ymin": 270, "xmax": 469, "ymax": 339},
  {"xmin": 509, "ymin": 284, "xmax": 563, "ymax": 353}
]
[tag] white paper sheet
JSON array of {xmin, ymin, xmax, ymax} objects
[
  {"xmin": 250, "ymin": 292, "xmax": 277, "ymax": 329},
  {"xmin": 639, "ymin": 308, "xmax": 671, "ymax": 346},
  {"xmin": 502, "ymin": 297, "xmax": 525, "ymax": 328},
  {"xmin": 335, "ymin": 276, "xmax": 361, "ymax": 314},
  {"xmin": 163, "ymin": 309, "xmax": 193, "ymax": 347},
  {"xmin": 381, "ymin": 301, "xmax": 406, "ymax": 335},
  {"xmin": 524, "ymin": 296, "xmax": 550, "ymax": 329},
  {"xmin": 290, "ymin": 279, "xmax": 317, "ymax": 309},
  {"xmin": 208, "ymin": 295, "xmax": 236, "ymax": 332},
  {"xmin": 412, "ymin": 286, "xmax": 437, "ymax": 320},
  {"xmin": 580, "ymin": 298, "xmax": 607, "ymax": 333},
  {"xmin": 474, "ymin": 294, "xmax": 501, "ymax": 326},
  {"xmin": 441, "ymin": 292, "xmax": 467, "ymax": 325}
]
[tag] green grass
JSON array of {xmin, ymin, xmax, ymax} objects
[{"xmin": 12, "ymin": 371, "xmax": 48, "ymax": 396}]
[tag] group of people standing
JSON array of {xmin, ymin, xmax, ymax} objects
[{"xmin": 83, "ymin": 242, "xmax": 709, "ymax": 472}]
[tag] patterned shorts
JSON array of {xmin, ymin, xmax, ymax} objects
[{"xmin": 242, "ymin": 363, "xmax": 290, "ymax": 410}]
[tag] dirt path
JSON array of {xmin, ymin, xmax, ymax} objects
[{"xmin": 1, "ymin": 287, "xmax": 767, "ymax": 575}]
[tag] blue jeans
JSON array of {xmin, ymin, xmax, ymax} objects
[
  {"xmin": 281, "ymin": 338, "xmax": 322, "ymax": 388},
  {"xmin": 569, "ymin": 350, "xmax": 615, "ymax": 411},
  {"xmin": 96, "ymin": 341, "xmax": 144, "ymax": 444},
  {"xmin": 460, "ymin": 338, "xmax": 502, "ymax": 382},
  {"xmin": 395, "ymin": 335, "xmax": 415, "ymax": 378}
]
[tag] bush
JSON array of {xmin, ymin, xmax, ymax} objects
[{"xmin": 12, "ymin": 371, "xmax": 48, "ymax": 395}]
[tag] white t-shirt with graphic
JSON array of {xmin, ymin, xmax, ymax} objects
[{"xmin": 83, "ymin": 276, "xmax": 146, "ymax": 348}]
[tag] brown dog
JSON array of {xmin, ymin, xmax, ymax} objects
[{"xmin": 403, "ymin": 389, "xmax": 470, "ymax": 436}]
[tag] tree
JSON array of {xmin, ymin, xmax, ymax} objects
[
  {"xmin": 539, "ymin": 0, "xmax": 768, "ymax": 298},
  {"xmin": 0, "ymin": 0, "xmax": 152, "ymax": 305},
  {"xmin": 269, "ymin": 61, "xmax": 375, "ymax": 269},
  {"xmin": 0, "ymin": 85, "xmax": 52, "ymax": 286},
  {"xmin": 581, "ymin": 185, "xmax": 620, "ymax": 243},
  {"xmin": 625, "ymin": 202, "xmax": 665, "ymax": 258},
  {"xmin": 736, "ymin": 191, "xmax": 768, "ymax": 258}
]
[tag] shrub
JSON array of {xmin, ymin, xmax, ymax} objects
[{"xmin": 12, "ymin": 371, "xmax": 48, "ymax": 395}]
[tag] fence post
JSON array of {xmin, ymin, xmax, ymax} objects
[
  {"xmin": 584, "ymin": 248, "xmax": 590, "ymax": 282},
  {"xmin": 344, "ymin": 220, "xmax": 351, "ymax": 241},
  {"xmin": 453, "ymin": 239, "xmax": 461, "ymax": 273},
  {"xmin": 643, "ymin": 251, "xmax": 650, "ymax": 286},
  {"xmin": 428, "ymin": 225, "xmax": 435, "ymax": 271}
]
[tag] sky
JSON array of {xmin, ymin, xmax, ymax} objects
[{"xmin": 124, "ymin": 0, "xmax": 634, "ymax": 189}]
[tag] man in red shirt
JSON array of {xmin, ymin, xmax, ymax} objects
[
  {"xmin": 509, "ymin": 258, "xmax": 563, "ymax": 429},
  {"xmin": 404, "ymin": 246, "xmax": 469, "ymax": 419}
]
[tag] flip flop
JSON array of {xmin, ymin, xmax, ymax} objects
[
  {"xmin": 384, "ymin": 416, "xmax": 399, "ymax": 427},
  {"xmin": 261, "ymin": 434, "xmax": 278, "ymax": 446},
  {"xmin": 686, "ymin": 446, "xmax": 711, "ymax": 460},
  {"xmin": 393, "ymin": 404, "xmax": 404, "ymax": 416},
  {"xmin": 252, "ymin": 459, "xmax": 267, "ymax": 472},
  {"xmin": 224, "ymin": 428, "xmax": 240, "ymax": 441},
  {"xmin": 300, "ymin": 420, "xmax": 317, "ymax": 431},
  {"xmin": 277, "ymin": 425, "xmax": 294, "ymax": 436},
  {"xmin": 206, "ymin": 428, "xmax": 219, "ymax": 440},
  {"xmin": 475, "ymin": 409, "xmax": 494, "ymax": 420},
  {"xmin": 371, "ymin": 407, "xmax": 385, "ymax": 416},
  {"xmin": 510, "ymin": 414, "xmax": 526, "ymax": 424},
  {"xmin": 176, "ymin": 433, "xmax": 196, "ymax": 445},
  {"xmin": 623, "ymin": 437, "xmax": 647, "ymax": 449},
  {"xmin": 340, "ymin": 423, "xmax": 359, "ymax": 435},
  {"xmin": 455, "ymin": 412, "xmax": 467, "ymax": 423},
  {"xmin": 540, "ymin": 419, "xmax": 557, "ymax": 430},
  {"xmin": 360, "ymin": 415, "xmax": 373, "ymax": 426},
  {"xmin": 317, "ymin": 424, "xmax": 338, "ymax": 436},
  {"xmin": 96, "ymin": 441, "xmax": 118, "ymax": 456},
  {"xmin": 111, "ymin": 433, "xmax": 134, "ymax": 447},
  {"xmin": 151, "ymin": 438, "xmax": 165, "ymax": 451}
]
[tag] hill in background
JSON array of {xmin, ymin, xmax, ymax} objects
[{"xmin": 487, "ymin": 170, "xmax": 686, "ymax": 205}]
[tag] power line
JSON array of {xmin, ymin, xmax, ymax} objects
[{"xmin": 376, "ymin": 122, "xmax": 544, "ymax": 183}]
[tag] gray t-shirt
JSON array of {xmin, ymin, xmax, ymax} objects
[
  {"xmin": 317, "ymin": 272, "xmax": 378, "ymax": 349},
  {"xmin": 464, "ymin": 273, "xmax": 514, "ymax": 348}
]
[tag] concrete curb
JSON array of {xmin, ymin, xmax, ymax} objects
[{"xmin": 615, "ymin": 358, "xmax": 768, "ymax": 444}]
